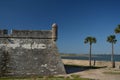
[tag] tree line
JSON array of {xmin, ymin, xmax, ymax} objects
[{"xmin": 84, "ymin": 24, "xmax": 120, "ymax": 68}]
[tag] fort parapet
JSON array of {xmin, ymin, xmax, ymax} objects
[{"xmin": 0, "ymin": 23, "xmax": 65, "ymax": 77}]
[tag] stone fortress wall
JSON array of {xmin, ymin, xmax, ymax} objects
[{"xmin": 0, "ymin": 23, "xmax": 65, "ymax": 77}]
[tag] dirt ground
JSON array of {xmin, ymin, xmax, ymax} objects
[
  {"xmin": 62, "ymin": 59, "xmax": 120, "ymax": 80},
  {"xmin": 71, "ymin": 68, "xmax": 120, "ymax": 80}
]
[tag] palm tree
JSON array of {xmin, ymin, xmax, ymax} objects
[
  {"xmin": 107, "ymin": 35, "xmax": 117, "ymax": 68},
  {"xmin": 115, "ymin": 24, "xmax": 120, "ymax": 33},
  {"xmin": 84, "ymin": 36, "xmax": 97, "ymax": 66}
]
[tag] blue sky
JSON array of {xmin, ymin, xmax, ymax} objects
[{"xmin": 0, "ymin": 0, "xmax": 120, "ymax": 54}]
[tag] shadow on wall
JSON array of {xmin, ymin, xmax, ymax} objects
[
  {"xmin": 0, "ymin": 50, "xmax": 10, "ymax": 76},
  {"xmin": 64, "ymin": 65, "xmax": 106, "ymax": 74}
]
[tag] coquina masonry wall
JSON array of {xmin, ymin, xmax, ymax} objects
[{"xmin": 0, "ymin": 24, "xmax": 65, "ymax": 77}]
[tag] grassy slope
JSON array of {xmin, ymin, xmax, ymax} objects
[{"xmin": 0, "ymin": 76, "xmax": 93, "ymax": 80}]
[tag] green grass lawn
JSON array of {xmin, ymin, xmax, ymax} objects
[{"xmin": 0, "ymin": 75, "xmax": 93, "ymax": 80}]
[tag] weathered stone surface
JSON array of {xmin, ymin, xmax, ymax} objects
[
  {"xmin": 0, "ymin": 25, "xmax": 65, "ymax": 77},
  {"xmin": 11, "ymin": 30, "xmax": 52, "ymax": 38}
]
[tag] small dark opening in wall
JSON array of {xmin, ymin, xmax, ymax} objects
[{"xmin": 3, "ymin": 29, "xmax": 8, "ymax": 34}]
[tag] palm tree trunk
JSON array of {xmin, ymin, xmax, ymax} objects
[
  {"xmin": 111, "ymin": 43, "xmax": 115, "ymax": 68},
  {"xmin": 89, "ymin": 44, "xmax": 92, "ymax": 66}
]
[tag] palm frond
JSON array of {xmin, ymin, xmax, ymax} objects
[
  {"xmin": 84, "ymin": 36, "xmax": 97, "ymax": 45},
  {"xmin": 107, "ymin": 35, "xmax": 117, "ymax": 44},
  {"xmin": 115, "ymin": 24, "xmax": 120, "ymax": 33}
]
